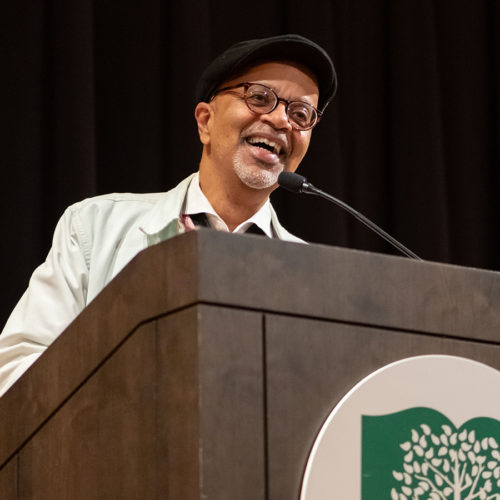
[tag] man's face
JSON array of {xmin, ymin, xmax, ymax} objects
[{"xmin": 197, "ymin": 62, "xmax": 319, "ymax": 190}]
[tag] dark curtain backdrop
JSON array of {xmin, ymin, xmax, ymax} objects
[{"xmin": 2, "ymin": 1, "xmax": 499, "ymax": 328}]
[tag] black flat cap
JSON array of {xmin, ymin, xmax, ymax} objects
[{"xmin": 195, "ymin": 34, "xmax": 337, "ymax": 112}]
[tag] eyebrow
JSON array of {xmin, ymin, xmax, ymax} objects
[{"xmin": 257, "ymin": 82, "xmax": 316, "ymax": 105}]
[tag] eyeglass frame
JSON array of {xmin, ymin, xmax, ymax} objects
[{"xmin": 210, "ymin": 82, "xmax": 322, "ymax": 131}]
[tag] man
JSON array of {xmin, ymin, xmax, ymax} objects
[{"xmin": 0, "ymin": 34, "xmax": 337, "ymax": 396}]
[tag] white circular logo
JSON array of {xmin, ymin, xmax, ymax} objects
[{"xmin": 300, "ymin": 355, "xmax": 500, "ymax": 499}]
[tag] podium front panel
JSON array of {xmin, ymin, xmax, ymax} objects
[{"xmin": 264, "ymin": 314, "xmax": 500, "ymax": 500}]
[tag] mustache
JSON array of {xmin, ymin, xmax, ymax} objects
[{"xmin": 241, "ymin": 126, "xmax": 289, "ymax": 154}]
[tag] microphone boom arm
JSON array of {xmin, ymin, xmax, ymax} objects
[
  {"xmin": 301, "ymin": 181, "xmax": 423, "ymax": 261},
  {"xmin": 277, "ymin": 171, "xmax": 423, "ymax": 261}
]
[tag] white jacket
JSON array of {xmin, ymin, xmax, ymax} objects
[{"xmin": 0, "ymin": 174, "xmax": 302, "ymax": 396}]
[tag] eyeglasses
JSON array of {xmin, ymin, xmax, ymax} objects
[{"xmin": 211, "ymin": 82, "xmax": 321, "ymax": 131}]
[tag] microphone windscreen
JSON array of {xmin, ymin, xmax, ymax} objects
[{"xmin": 278, "ymin": 172, "xmax": 307, "ymax": 193}]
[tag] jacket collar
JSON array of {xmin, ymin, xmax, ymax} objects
[
  {"xmin": 137, "ymin": 172, "xmax": 304, "ymax": 246},
  {"xmin": 139, "ymin": 173, "xmax": 196, "ymax": 238}
]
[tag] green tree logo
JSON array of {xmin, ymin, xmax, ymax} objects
[
  {"xmin": 361, "ymin": 409, "xmax": 500, "ymax": 499},
  {"xmin": 391, "ymin": 424, "xmax": 500, "ymax": 500},
  {"xmin": 391, "ymin": 424, "xmax": 500, "ymax": 499}
]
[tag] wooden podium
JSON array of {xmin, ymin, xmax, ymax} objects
[{"xmin": 0, "ymin": 230, "xmax": 499, "ymax": 499}]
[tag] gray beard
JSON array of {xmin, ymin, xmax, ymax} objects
[{"xmin": 233, "ymin": 149, "xmax": 283, "ymax": 189}]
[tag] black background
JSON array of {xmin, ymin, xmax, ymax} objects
[{"xmin": 2, "ymin": 0, "xmax": 499, "ymax": 328}]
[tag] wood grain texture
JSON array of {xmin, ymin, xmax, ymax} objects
[
  {"xmin": 0, "ymin": 231, "xmax": 498, "ymax": 500},
  {"xmin": 264, "ymin": 314, "xmax": 500, "ymax": 500},
  {"xmin": 13, "ymin": 305, "xmax": 265, "ymax": 499},
  {"xmin": 0, "ymin": 456, "xmax": 17, "ymax": 499},
  {"xmin": 156, "ymin": 305, "xmax": 266, "ymax": 500},
  {"xmin": 0, "ymin": 230, "xmax": 200, "ymax": 469},
  {"xmin": 195, "ymin": 231, "xmax": 500, "ymax": 341},
  {"xmin": 18, "ymin": 322, "xmax": 157, "ymax": 500},
  {"xmin": 2, "ymin": 231, "xmax": 498, "ymax": 470},
  {"xmin": 155, "ymin": 307, "xmax": 200, "ymax": 500}
]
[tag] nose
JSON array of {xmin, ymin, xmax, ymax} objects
[{"xmin": 261, "ymin": 101, "xmax": 292, "ymax": 131}]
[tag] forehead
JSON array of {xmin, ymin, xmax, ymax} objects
[{"xmin": 223, "ymin": 61, "xmax": 319, "ymax": 103}]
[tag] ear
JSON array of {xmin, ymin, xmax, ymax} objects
[{"xmin": 194, "ymin": 102, "xmax": 213, "ymax": 145}]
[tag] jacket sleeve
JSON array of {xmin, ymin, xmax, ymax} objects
[{"xmin": 0, "ymin": 206, "xmax": 90, "ymax": 397}]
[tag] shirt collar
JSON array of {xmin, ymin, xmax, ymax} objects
[{"xmin": 183, "ymin": 172, "xmax": 274, "ymax": 238}]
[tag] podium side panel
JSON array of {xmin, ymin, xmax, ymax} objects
[
  {"xmin": 265, "ymin": 315, "xmax": 500, "ymax": 500},
  {"xmin": 154, "ymin": 306, "xmax": 200, "ymax": 499},
  {"xmin": 0, "ymin": 456, "xmax": 17, "ymax": 500},
  {"xmin": 18, "ymin": 322, "xmax": 158, "ymax": 500},
  {"xmin": 156, "ymin": 305, "xmax": 266, "ymax": 500}
]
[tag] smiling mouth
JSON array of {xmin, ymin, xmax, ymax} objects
[{"xmin": 246, "ymin": 137, "xmax": 283, "ymax": 155}]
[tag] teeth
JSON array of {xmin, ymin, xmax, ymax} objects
[{"xmin": 247, "ymin": 137, "xmax": 282, "ymax": 155}]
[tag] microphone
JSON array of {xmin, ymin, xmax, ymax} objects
[{"xmin": 278, "ymin": 171, "xmax": 422, "ymax": 261}]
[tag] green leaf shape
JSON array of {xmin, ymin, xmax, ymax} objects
[{"xmin": 361, "ymin": 408, "xmax": 500, "ymax": 499}]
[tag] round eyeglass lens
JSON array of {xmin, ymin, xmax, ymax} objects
[
  {"xmin": 287, "ymin": 101, "xmax": 316, "ymax": 130},
  {"xmin": 244, "ymin": 83, "xmax": 317, "ymax": 130},
  {"xmin": 245, "ymin": 85, "xmax": 275, "ymax": 111}
]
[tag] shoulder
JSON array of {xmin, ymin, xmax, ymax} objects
[
  {"xmin": 65, "ymin": 175, "xmax": 196, "ymax": 225},
  {"xmin": 275, "ymin": 225, "xmax": 306, "ymax": 244},
  {"xmin": 67, "ymin": 192, "xmax": 166, "ymax": 215},
  {"xmin": 46, "ymin": 193, "xmax": 168, "ymax": 266},
  {"xmin": 57, "ymin": 193, "xmax": 165, "ymax": 241}
]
